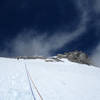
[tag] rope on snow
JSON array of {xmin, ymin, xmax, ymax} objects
[
  {"xmin": 25, "ymin": 63, "xmax": 43, "ymax": 100},
  {"xmin": 25, "ymin": 64, "xmax": 36, "ymax": 100}
]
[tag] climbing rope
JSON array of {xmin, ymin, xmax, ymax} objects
[
  {"xmin": 25, "ymin": 63, "xmax": 43, "ymax": 100},
  {"xmin": 25, "ymin": 64, "xmax": 36, "ymax": 100}
]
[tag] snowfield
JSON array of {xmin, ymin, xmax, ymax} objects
[{"xmin": 0, "ymin": 57, "xmax": 100, "ymax": 100}]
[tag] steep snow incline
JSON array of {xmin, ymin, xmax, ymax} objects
[
  {"xmin": 0, "ymin": 58, "xmax": 33, "ymax": 100},
  {"xmin": 0, "ymin": 57, "xmax": 100, "ymax": 100}
]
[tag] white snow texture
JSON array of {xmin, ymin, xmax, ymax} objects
[{"xmin": 0, "ymin": 57, "xmax": 100, "ymax": 100}]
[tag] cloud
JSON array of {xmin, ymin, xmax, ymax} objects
[
  {"xmin": 92, "ymin": 0, "xmax": 100, "ymax": 14},
  {"xmin": 91, "ymin": 44, "xmax": 100, "ymax": 67},
  {"xmin": 5, "ymin": 18, "xmax": 88, "ymax": 57},
  {"xmin": 0, "ymin": 0, "xmax": 90, "ymax": 57},
  {"xmin": 89, "ymin": 0, "xmax": 100, "ymax": 67},
  {"xmin": 11, "ymin": 27, "xmax": 86, "ymax": 57}
]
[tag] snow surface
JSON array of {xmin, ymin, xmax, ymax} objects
[{"xmin": 0, "ymin": 57, "xmax": 100, "ymax": 100}]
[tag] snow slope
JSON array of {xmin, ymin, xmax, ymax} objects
[{"xmin": 0, "ymin": 57, "xmax": 100, "ymax": 100}]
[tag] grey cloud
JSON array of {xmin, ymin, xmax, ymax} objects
[
  {"xmin": 91, "ymin": 44, "xmax": 100, "ymax": 67},
  {"xmin": 0, "ymin": 0, "xmax": 90, "ymax": 57},
  {"xmin": 10, "ymin": 15, "xmax": 88, "ymax": 57},
  {"xmin": 93, "ymin": 0, "xmax": 100, "ymax": 14},
  {"xmin": 90, "ymin": 0, "xmax": 100, "ymax": 67}
]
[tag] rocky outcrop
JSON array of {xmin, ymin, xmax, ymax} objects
[
  {"xmin": 16, "ymin": 56, "xmax": 46, "ymax": 60},
  {"xmin": 57, "ymin": 51, "xmax": 90, "ymax": 65},
  {"xmin": 16, "ymin": 51, "xmax": 91, "ymax": 65},
  {"xmin": 45, "ymin": 57, "xmax": 63, "ymax": 62}
]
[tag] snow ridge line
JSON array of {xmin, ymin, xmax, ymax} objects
[
  {"xmin": 25, "ymin": 63, "xmax": 44, "ymax": 100},
  {"xmin": 25, "ymin": 64, "xmax": 36, "ymax": 100}
]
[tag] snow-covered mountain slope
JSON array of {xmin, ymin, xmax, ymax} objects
[{"xmin": 0, "ymin": 57, "xmax": 100, "ymax": 100}]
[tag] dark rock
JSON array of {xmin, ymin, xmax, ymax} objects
[
  {"xmin": 57, "ymin": 54, "xmax": 67, "ymax": 58},
  {"xmin": 45, "ymin": 59, "xmax": 54, "ymax": 62},
  {"xmin": 57, "ymin": 51, "xmax": 90, "ymax": 65},
  {"xmin": 16, "ymin": 56, "xmax": 46, "ymax": 59}
]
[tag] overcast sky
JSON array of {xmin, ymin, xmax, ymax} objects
[{"xmin": 0, "ymin": 0, "xmax": 100, "ymax": 63}]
